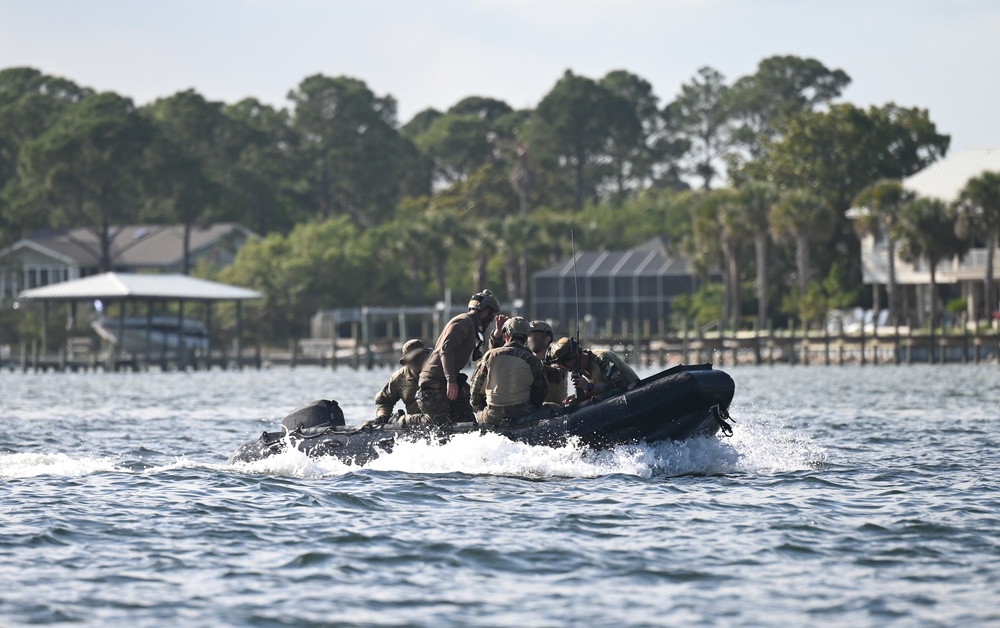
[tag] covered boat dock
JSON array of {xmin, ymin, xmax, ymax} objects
[{"xmin": 15, "ymin": 272, "xmax": 263, "ymax": 371}]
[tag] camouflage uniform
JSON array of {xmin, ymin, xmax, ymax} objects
[
  {"xmin": 374, "ymin": 366, "xmax": 422, "ymax": 417},
  {"xmin": 470, "ymin": 342, "xmax": 548, "ymax": 427},
  {"xmin": 416, "ymin": 312, "xmax": 484, "ymax": 425},
  {"xmin": 583, "ymin": 349, "xmax": 640, "ymax": 394},
  {"xmin": 543, "ymin": 365, "xmax": 568, "ymax": 403}
]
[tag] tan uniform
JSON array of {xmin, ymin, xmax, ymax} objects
[
  {"xmin": 374, "ymin": 367, "xmax": 421, "ymax": 417},
  {"xmin": 543, "ymin": 365, "xmax": 568, "ymax": 403},
  {"xmin": 415, "ymin": 311, "xmax": 483, "ymax": 425},
  {"xmin": 420, "ymin": 312, "xmax": 483, "ymax": 387},
  {"xmin": 470, "ymin": 342, "xmax": 547, "ymax": 425}
]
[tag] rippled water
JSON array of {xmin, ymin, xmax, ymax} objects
[{"xmin": 1, "ymin": 364, "xmax": 998, "ymax": 626}]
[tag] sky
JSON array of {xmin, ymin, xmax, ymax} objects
[{"xmin": 2, "ymin": 0, "xmax": 998, "ymax": 153}]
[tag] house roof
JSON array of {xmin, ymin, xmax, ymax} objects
[
  {"xmin": 848, "ymin": 146, "xmax": 1000, "ymax": 218},
  {"xmin": 534, "ymin": 237, "xmax": 696, "ymax": 278},
  {"xmin": 17, "ymin": 272, "xmax": 263, "ymax": 302},
  {"xmin": 3, "ymin": 223, "xmax": 254, "ymax": 268},
  {"xmin": 903, "ymin": 146, "xmax": 1000, "ymax": 204}
]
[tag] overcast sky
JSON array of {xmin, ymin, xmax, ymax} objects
[{"xmin": 2, "ymin": 0, "xmax": 998, "ymax": 153}]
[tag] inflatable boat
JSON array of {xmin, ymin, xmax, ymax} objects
[{"xmin": 228, "ymin": 363, "xmax": 736, "ymax": 466}]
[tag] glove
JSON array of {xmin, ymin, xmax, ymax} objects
[{"xmin": 361, "ymin": 414, "xmax": 390, "ymax": 430}]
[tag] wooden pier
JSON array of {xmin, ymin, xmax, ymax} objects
[{"xmin": 3, "ymin": 324, "xmax": 997, "ymax": 373}]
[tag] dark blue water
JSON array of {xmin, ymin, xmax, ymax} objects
[{"xmin": 2, "ymin": 365, "xmax": 998, "ymax": 626}]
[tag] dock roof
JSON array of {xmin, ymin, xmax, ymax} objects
[{"xmin": 17, "ymin": 272, "xmax": 263, "ymax": 302}]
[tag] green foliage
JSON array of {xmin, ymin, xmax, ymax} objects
[
  {"xmin": 13, "ymin": 91, "xmax": 154, "ymax": 271},
  {"xmin": 946, "ymin": 298, "xmax": 967, "ymax": 315},
  {"xmin": 666, "ymin": 66, "xmax": 731, "ymax": 189},
  {"xmin": 672, "ymin": 283, "xmax": 723, "ymax": 327},
  {"xmin": 0, "ymin": 58, "xmax": 963, "ymax": 341},
  {"xmin": 781, "ymin": 263, "xmax": 857, "ymax": 325}
]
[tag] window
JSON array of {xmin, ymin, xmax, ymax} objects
[{"xmin": 40, "ymin": 269, "xmax": 49, "ymax": 286}]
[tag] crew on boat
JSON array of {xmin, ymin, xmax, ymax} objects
[
  {"xmin": 413, "ymin": 289, "xmax": 503, "ymax": 425},
  {"xmin": 371, "ymin": 338, "xmax": 432, "ymax": 424},
  {"xmin": 470, "ymin": 316, "xmax": 548, "ymax": 426},
  {"xmin": 547, "ymin": 337, "xmax": 640, "ymax": 402},
  {"xmin": 528, "ymin": 320, "xmax": 568, "ymax": 405}
]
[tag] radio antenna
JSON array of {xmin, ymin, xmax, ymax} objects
[{"xmin": 571, "ymin": 230, "xmax": 581, "ymax": 341}]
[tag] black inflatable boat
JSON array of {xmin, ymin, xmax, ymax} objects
[{"xmin": 228, "ymin": 363, "xmax": 736, "ymax": 466}]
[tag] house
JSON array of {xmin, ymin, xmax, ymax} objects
[
  {"xmin": 847, "ymin": 146, "xmax": 1000, "ymax": 322},
  {"xmin": 0, "ymin": 223, "xmax": 255, "ymax": 302},
  {"xmin": 531, "ymin": 237, "xmax": 706, "ymax": 336}
]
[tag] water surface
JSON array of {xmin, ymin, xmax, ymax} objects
[{"xmin": 1, "ymin": 365, "xmax": 998, "ymax": 626}]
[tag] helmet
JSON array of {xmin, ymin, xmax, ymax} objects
[
  {"xmin": 529, "ymin": 320, "xmax": 554, "ymax": 338},
  {"xmin": 468, "ymin": 289, "xmax": 501, "ymax": 313},
  {"xmin": 503, "ymin": 316, "xmax": 530, "ymax": 338},
  {"xmin": 399, "ymin": 339, "xmax": 431, "ymax": 365},
  {"xmin": 547, "ymin": 337, "xmax": 581, "ymax": 364}
]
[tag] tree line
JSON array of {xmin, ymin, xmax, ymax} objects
[{"xmin": 2, "ymin": 56, "xmax": 995, "ymax": 344}]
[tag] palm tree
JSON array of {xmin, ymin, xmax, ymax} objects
[
  {"xmin": 714, "ymin": 188, "xmax": 746, "ymax": 330},
  {"xmin": 423, "ymin": 209, "xmax": 470, "ymax": 302},
  {"xmin": 956, "ymin": 171, "xmax": 1000, "ymax": 320},
  {"xmin": 389, "ymin": 197, "xmax": 432, "ymax": 305},
  {"xmin": 770, "ymin": 188, "xmax": 832, "ymax": 297},
  {"xmin": 852, "ymin": 180, "xmax": 911, "ymax": 327},
  {"xmin": 896, "ymin": 197, "xmax": 969, "ymax": 328},
  {"xmin": 739, "ymin": 181, "xmax": 778, "ymax": 329}
]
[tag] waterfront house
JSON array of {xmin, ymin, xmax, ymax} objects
[
  {"xmin": 0, "ymin": 223, "xmax": 255, "ymax": 303},
  {"xmin": 847, "ymin": 146, "xmax": 1000, "ymax": 323}
]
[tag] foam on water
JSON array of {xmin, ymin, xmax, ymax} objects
[
  {"xmin": 0, "ymin": 452, "xmax": 122, "ymax": 479},
  {"xmin": 1, "ymin": 411, "xmax": 825, "ymax": 481},
  {"xmin": 223, "ymin": 409, "xmax": 826, "ymax": 479}
]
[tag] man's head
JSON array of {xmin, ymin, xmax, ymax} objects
[
  {"xmin": 468, "ymin": 289, "xmax": 501, "ymax": 325},
  {"xmin": 502, "ymin": 316, "xmax": 530, "ymax": 345},
  {"xmin": 528, "ymin": 320, "xmax": 554, "ymax": 355},
  {"xmin": 546, "ymin": 336, "xmax": 582, "ymax": 371},
  {"xmin": 399, "ymin": 338, "xmax": 431, "ymax": 372}
]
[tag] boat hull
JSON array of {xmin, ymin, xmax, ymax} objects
[{"xmin": 228, "ymin": 364, "xmax": 735, "ymax": 466}]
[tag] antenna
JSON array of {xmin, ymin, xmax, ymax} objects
[
  {"xmin": 570, "ymin": 230, "xmax": 585, "ymax": 399},
  {"xmin": 571, "ymin": 230, "xmax": 581, "ymax": 341}
]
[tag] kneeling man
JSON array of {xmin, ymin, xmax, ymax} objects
[{"xmin": 470, "ymin": 317, "xmax": 548, "ymax": 427}]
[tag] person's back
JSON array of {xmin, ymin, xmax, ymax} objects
[
  {"xmin": 470, "ymin": 317, "xmax": 547, "ymax": 426},
  {"xmin": 479, "ymin": 344, "xmax": 540, "ymax": 407},
  {"xmin": 588, "ymin": 349, "xmax": 640, "ymax": 393},
  {"xmin": 413, "ymin": 290, "xmax": 502, "ymax": 426}
]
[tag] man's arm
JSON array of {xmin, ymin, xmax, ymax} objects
[
  {"xmin": 469, "ymin": 356, "xmax": 489, "ymax": 411},
  {"xmin": 374, "ymin": 375, "xmax": 400, "ymax": 418},
  {"xmin": 439, "ymin": 318, "xmax": 472, "ymax": 384}
]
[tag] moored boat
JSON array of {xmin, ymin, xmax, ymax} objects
[{"xmin": 228, "ymin": 363, "xmax": 736, "ymax": 466}]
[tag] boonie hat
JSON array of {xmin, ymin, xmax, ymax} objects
[{"xmin": 399, "ymin": 339, "xmax": 431, "ymax": 365}]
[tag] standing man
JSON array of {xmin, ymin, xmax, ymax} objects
[
  {"xmin": 415, "ymin": 289, "xmax": 502, "ymax": 425},
  {"xmin": 546, "ymin": 337, "xmax": 640, "ymax": 402},
  {"xmin": 528, "ymin": 320, "xmax": 567, "ymax": 405},
  {"xmin": 470, "ymin": 317, "xmax": 548, "ymax": 426},
  {"xmin": 372, "ymin": 339, "xmax": 431, "ymax": 423}
]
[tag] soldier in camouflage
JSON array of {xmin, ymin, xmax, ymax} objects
[
  {"xmin": 528, "ymin": 320, "xmax": 568, "ymax": 404},
  {"xmin": 547, "ymin": 337, "xmax": 640, "ymax": 402},
  {"xmin": 412, "ymin": 290, "xmax": 502, "ymax": 426},
  {"xmin": 372, "ymin": 339, "xmax": 431, "ymax": 423},
  {"xmin": 470, "ymin": 317, "xmax": 548, "ymax": 427}
]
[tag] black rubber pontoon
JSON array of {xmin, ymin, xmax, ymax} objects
[{"xmin": 228, "ymin": 364, "xmax": 735, "ymax": 466}]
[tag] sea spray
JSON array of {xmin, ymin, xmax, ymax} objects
[{"xmin": 0, "ymin": 452, "xmax": 122, "ymax": 479}]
